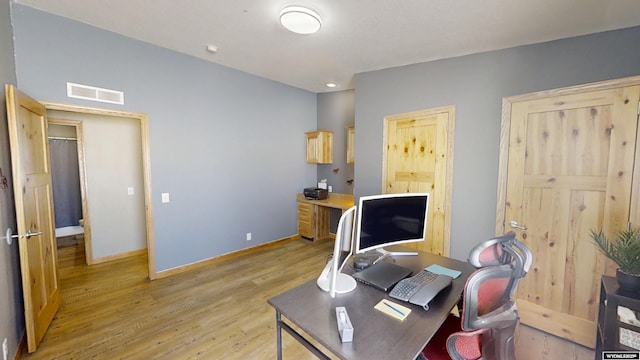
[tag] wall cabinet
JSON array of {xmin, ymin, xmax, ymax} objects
[
  {"xmin": 305, "ymin": 130, "xmax": 333, "ymax": 164},
  {"xmin": 596, "ymin": 276, "xmax": 640, "ymax": 358},
  {"xmin": 346, "ymin": 125, "xmax": 354, "ymax": 164}
]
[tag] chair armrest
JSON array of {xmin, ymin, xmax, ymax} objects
[{"xmin": 465, "ymin": 301, "xmax": 518, "ymax": 330}]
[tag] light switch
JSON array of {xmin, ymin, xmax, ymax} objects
[
  {"xmin": 161, "ymin": 193, "xmax": 170, "ymax": 203},
  {"xmin": 128, "ymin": 187, "xmax": 135, "ymax": 195}
]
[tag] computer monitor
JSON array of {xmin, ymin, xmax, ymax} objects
[
  {"xmin": 354, "ymin": 193, "xmax": 430, "ymax": 263},
  {"xmin": 316, "ymin": 206, "xmax": 357, "ymax": 297}
]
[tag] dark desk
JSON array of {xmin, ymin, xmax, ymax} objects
[{"xmin": 267, "ymin": 247, "xmax": 475, "ymax": 360}]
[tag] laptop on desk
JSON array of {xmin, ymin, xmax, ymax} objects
[{"xmin": 352, "ymin": 262, "xmax": 413, "ymax": 292}]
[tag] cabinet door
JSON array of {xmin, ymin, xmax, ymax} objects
[
  {"xmin": 305, "ymin": 131, "xmax": 333, "ymax": 164},
  {"xmin": 306, "ymin": 132, "xmax": 319, "ymax": 163},
  {"xmin": 298, "ymin": 202, "xmax": 313, "ymax": 239}
]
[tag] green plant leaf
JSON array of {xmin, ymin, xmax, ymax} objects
[{"xmin": 591, "ymin": 228, "xmax": 640, "ymax": 275}]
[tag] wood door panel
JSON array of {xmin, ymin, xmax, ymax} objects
[
  {"xmin": 383, "ymin": 107, "xmax": 454, "ymax": 256},
  {"xmin": 518, "ymin": 188, "xmax": 606, "ymax": 313},
  {"xmin": 17, "ymin": 105, "xmax": 49, "ymax": 173},
  {"xmin": 6, "ymin": 85, "xmax": 60, "ymax": 352},
  {"xmin": 500, "ymin": 82, "xmax": 640, "ymax": 348},
  {"xmin": 519, "ymin": 301, "xmax": 596, "ymax": 347},
  {"xmin": 565, "ymin": 190, "xmax": 607, "ymax": 320},
  {"xmin": 524, "ymin": 106, "xmax": 612, "ymax": 176}
]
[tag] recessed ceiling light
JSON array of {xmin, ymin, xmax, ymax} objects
[
  {"xmin": 279, "ymin": 6, "xmax": 322, "ymax": 35},
  {"xmin": 326, "ymin": 83, "xmax": 337, "ymax": 88}
]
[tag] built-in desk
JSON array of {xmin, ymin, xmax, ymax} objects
[{"xmin": 297, "ymin": 193, "xmax": 354, "ymax": 241}]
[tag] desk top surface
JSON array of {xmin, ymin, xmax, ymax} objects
[
  {"xmin": 297, "ymin": 193, "xmax": 355, "ymax": 210},
  {"xmin": 268, "ymin": 247, "xmax": 475, "ymax": 360}
]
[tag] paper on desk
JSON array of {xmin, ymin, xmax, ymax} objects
[
  {"xmin": 375, "ymin": 299, "xmax": 411, "ymax": 321},
  {"xmin": 425, "ymin": 264, "xmax": 462, "ymax": 279}
]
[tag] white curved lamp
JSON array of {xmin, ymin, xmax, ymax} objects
[{"xmin": 280, "ymin": 6, "xmax": 322, "ymax": 34}]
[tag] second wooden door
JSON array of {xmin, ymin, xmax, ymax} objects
[
  {"xmin": 497, "ymin": 79, "xmax": 640, "ymax": 348},
  {"xmin": 382, "ymin": 106, "xmax": 455, "ymax": 256}
]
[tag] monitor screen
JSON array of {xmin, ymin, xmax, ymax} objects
[{"xmin": 355, "ymin": 193, "xmax": 430, "ymax": 254}]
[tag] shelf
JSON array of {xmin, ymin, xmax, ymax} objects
[{"xmin": 596, "ymin": 276, "xmax": 640, "ymax": 357}]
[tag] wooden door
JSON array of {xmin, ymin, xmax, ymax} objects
[
  {"xmin": 5, "ymin": 84, "xmax": 60, "ymax": 352},
  {"xmin": 497, "ymin": 81, "xmax": 640, "ymax": 348},
  {"xmin": 382, "ymin": 106, "xmax": 455, "ymax": 256}
]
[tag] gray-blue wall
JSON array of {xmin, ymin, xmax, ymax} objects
[
  {"xmin": 354, "ymin": 26, "xmax": 640, "ymax": 260},
  {"xmin": 0, "ymin": 1, "xmax": 23, "ymax": 358},
  {"xmin": 11, "ymin": 4, "xmax": 317, "ymax": 271},
  {"xmin": 317, "ymin": 90, "xmax": 355, "ymax": 232},
  {"xmin": 317, "ymin": 90, "xmax": 355, "ymax": 195}
]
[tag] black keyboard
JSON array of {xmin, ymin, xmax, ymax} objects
[
  {"xmin": 389, "ymin": 270, "xmax": 438, "ymax": 301},
  {"xmin": 389, "ymin": 270, "xmax": 453, "ymax": 310}
]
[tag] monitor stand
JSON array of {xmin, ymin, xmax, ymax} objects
[
  {"xmin": 372, "ymin": 248, "xmax": 418, "ymax": 265},
  {"xmin": 334, "ymin": 273, "xmax": 357, "ymax": 294},
  {"xmin": 317, "ymin": 261, "xmax": 358, "ymax": 294},
  {"xmin": 317, "ymin": 273, "xmax": 357, "ymax": 294}
]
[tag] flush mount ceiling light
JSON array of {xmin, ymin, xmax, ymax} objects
[{"xmin": 279, "ymin": 6, "xmax": 322, "ymax": 34}]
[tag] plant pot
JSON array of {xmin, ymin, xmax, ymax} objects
[{"xmin": 616, "ymin": 268, "xmax": 640, "ymax": 292}]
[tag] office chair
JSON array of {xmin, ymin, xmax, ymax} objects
[{"xmin": 420, "ymin": 232, "xmax": 531, "ymax": 360}]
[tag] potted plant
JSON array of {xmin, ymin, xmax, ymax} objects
[{"xmin": 591, "ymin": 227, "xmax": 640, "ymax": 292}]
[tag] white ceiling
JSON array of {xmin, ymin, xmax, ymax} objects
[{"xmin": 14, "ymin": 0, "xmax": 640, "ymax": 93}]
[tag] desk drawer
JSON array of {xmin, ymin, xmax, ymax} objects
[{"xmin": 298, "ymin": 202, "xmax": 313, "ymax": 239}]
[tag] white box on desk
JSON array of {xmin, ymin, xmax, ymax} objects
[{"xmin": 336, "ymin": 307, "xmax": 353, "ymax": 342}]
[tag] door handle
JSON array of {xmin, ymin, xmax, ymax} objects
[
  {"xmin": 509, "ymin": 220, "xmax": 527, "ymax": 231},
  {"xmin": 4, "ymin": 228, "xmax": 15, "ymax": 245},
  {"xmin": 24, "ymin": 230, "xmax": 42, "ymax": 238},
  {"xmin": 4, "ymin": 228, "xmax": 42, "ymax": 245}
]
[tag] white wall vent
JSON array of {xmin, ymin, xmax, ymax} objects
[{"xmin": 66, "ymin": 82, "xmax": 124, "ymax": 105}]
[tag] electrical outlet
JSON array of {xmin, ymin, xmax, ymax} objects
[
  {"xmin": 246, "ymin": 232, "xmax": 252, "ymax": 241},
  {"xmin": 3, "ymin": 337, "xmax": 8, "ymax": 360}
]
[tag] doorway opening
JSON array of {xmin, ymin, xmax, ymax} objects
[
  {"xmin": 48, "ymin": 120, "xmax": 87, "ymax": 264},
  {"xmin": 43, "ymin": 102, "xmax": 156, "ymax": 279}
]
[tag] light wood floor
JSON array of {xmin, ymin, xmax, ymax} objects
[{"xmin": 21, "ymin": 238, "xmax": 594, "ymax": 359}]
